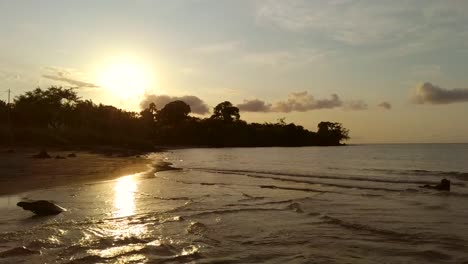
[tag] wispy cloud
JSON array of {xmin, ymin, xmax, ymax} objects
[
  {"xmin": 42, "ymin": 66, "xmax": 98, "ymax": 88},
  {"xmin": 378, "ymin": 101, "xmax": 392, "ymax": 110},
  {"xmin": 237, "ymin": 91, "xmax": 367, "ymax": 113},
  {"xmin": 140, "ymin": 94, "xmax": 210, "ymax": 115},
  {"xmin": 412, "ymin": 82, "xmax": 468, "ymax": 104},
  {"xmin": 256, "ymin": 0, "xmax": 414, "ymax": 46},
  {"xmin": 256, "ymin": 0, "xmax": 468, "ymax": 49}
]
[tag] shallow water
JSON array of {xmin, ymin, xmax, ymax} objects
[{"xmin": 1, "ymin": 144, "xmax": 468, "ymax": 263}]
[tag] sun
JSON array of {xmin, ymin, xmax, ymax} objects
[{"xmin": 98, "ymin": 58, "xmax": 153, "ymax": 99}]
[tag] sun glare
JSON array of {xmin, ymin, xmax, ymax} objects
[
  {"xmin": 98, "ymin": 58, "xmax": 153, "ymax": 99},
  {"xmin": 114, "ymin": 174, "xmax": 138, "ymax": 217}
]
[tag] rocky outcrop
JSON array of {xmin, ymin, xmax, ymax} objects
[
  {"xmin": 32, "ymin": 150, "xmax": 51, "ymax": 159},
  {"xmin": 420, "ymin": 179, "xmax": 450, "ymax": 191},
  {"xmin": 0, "ymin": 246, "xmax": 40, "ymax": 258},
  {"xmin": 17, "ymin": 200, "xmax": 66, "ymax": 216}
]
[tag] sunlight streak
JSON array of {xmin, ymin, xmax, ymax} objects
[{"xmin": 114, "ymin": 174, "xmax": 138, "ymax": 217}]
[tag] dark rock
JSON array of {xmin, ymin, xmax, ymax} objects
[
  {"xmin": 5, "ymin": 149, "xmax": 15, "ymax": 154},
  {"xmin": 0, "ymin": 246, "xmax": 40, "ymax": 258},
  {"xmin": 32, "ymin": 150, "xmax": 51, "ymax": 159},
  {"xmin": 435, "ymin": 179, "xmax": 451, "ymax": 191},
  {"xmin": 67, "ymin": 153, "xmax": 77, "ymax": 158},
  {"xmin": 55, "ymin": 155, "xmax": 66, "ymax": 159},
  {"xmin": 17, "ymin": 200, "xmax": 66, "ymax": 216},
  {"xmin": 420, "ymin": 179, "xmax": 451, "ymax": 191}
]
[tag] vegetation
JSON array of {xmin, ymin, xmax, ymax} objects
[{"xmin": 0, "ymin": 87, "xmax": 350, "ymax": 149}]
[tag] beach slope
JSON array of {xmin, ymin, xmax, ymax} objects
[{"xmin": 0, "ymin": 149, "xmax": 151, "ymax": 195}]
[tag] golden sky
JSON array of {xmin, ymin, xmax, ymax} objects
[{"xmin": 1, "ymin": 1, "xmax": 468, "ymax": 143}]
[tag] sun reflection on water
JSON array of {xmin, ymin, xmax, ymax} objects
[
  {"xmin": 84, "ymin": 174, "xmax": 149, "ymax": 261},
  {"xmin": 114, "ymin": 174, "xmax": 138, "ymax": 217}
]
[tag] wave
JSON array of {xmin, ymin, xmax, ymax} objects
[
  {"xmin": 191, "ymin": 167, "xmax": 461, "ymax": 186},
  {"xmin": 238, "ymin": 192, "xmax": 265, "ymax": 202},
  {"xmin": 363, "ymin": 168, "xmax": 468, "ymax": 179},
  {"xmin": 152, "ymin": 196, "xmax": 192, "ymax": 201},
  {"xmin": 196, "ymin": 169, "xmax": 406, "ymax": 193},
  {"xmin": 180, "ymin": 202, "xmax": 308, "ymax": 218},
  {"xmin": 188, "ymin": 207, "xmax": 286, "ymax": 217},
  {"xmin": 160, "ymin": 168, "xmax": 424, "ymax": 194},
  {"xmin": 158, "ymin": 169, "xmax": 468, "ymax": 197},
  {"xmin": 319, "ymin": 215, "xmax": 468, "ymax": 257},
  {"xmin": 66, "ymin": 242, "xmax": 200, "ymax": 264},
  {"xmin": 320, "ymin": 215, "xmax": 412, "ymax": 239},
  {"xmin": 259, "ymin": 185, "xmax": 332, "ymax": 193}
]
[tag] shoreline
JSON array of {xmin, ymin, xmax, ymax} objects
[{"xmin": 0, "ymin": 148, "xmax": 159, "ymax": 196}]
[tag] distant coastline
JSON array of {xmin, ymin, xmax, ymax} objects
[{"xmin": 1, "ymin": 87, "xmax": 350, "ymax": 149}]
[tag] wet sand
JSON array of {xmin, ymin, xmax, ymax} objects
[{"xmin": 0, "ymin": 148, "xmax": 153, "ymax": 195}]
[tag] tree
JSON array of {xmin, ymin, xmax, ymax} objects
[
  {"xmin": 317, "ymin": 122, "xmax": 350, "ymax": 145},
  {"xmin": 157, "ymin": 100, "xmax": 191, "ymax": 124},
  {"xmin": 211, "ymin": 101, "xmax": 240, "ymax": 122},
  {"xmin": 0, "ymin": 100, "xmax": 7, "ymax": 125},
  {"xmin": 13, "ymin": 86, "xmax": 79, "ymax": 128},
  {"xmin": 140, "ymin": 102, "xmax": 157, "ymax": 123},
  {"xmin": 2, "ymin": 85, "xmax": 352, "ymax": 148}
]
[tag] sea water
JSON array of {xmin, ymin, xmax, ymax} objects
[{"xmin": 1, "ymin": 144, "xmax": 468, "ymax": 263}]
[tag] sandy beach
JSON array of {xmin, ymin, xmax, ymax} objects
[{"xmin": 0, "ymin": 148, "xmax": 153, "ymax": 196}]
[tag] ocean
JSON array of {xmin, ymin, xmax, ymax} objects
[{"xmin": 1, "ymin": 144, "xmax": 468, "ymax": 263}]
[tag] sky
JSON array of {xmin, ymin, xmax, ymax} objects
[{"xmin": 1, "ymin": 0, "xmax": 468, "ymax": 143}]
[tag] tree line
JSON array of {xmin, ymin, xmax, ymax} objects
[{"xmin": 0, "ymin": 87, "xmax": 349, "ymax": 149}]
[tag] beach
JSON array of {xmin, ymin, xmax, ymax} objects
[
  {"xmin": 1, "ymin": 144, "xmax": 468, "ymax": 263},
  {"xmin": 0, "ymin": 148, "xmax": 152, "ymax": 195}
]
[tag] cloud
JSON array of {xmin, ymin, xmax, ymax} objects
[
  {"xmin": 42, "ymin": 67, "xmax": 98, "ymax": 88},
  {"xmin": 237, "ymin": 91, "xmax": 370, "ymax": 113},
  {"xmin": 256, "ymin": 0, "xmax": 468, "ymax": 49},
  {"xmin": 378, "ymin": 101, "xmax": 392, "ymax": 110},
  {"xmin": 343, "ymin": 100, "xmax": 368, "ymax": 111},
  {"xmin": 237, "ymin": 99, "xmax": 272, "ymax": 112},
  {"xmin": 140, "ymin": 94, "xmax": 210, "ymax": 115},
  {"xmin": 256, "ymin": 0, "xmax": 413, "ymax": 45},
  {"xmin": 238, "ymin": 91, "xmax": 349, "ymax": 113},
  {"xmin": 273, "ymin": 92, "xmax": 343, "ymax": 112},
  {"xmin": 412, "ymin": 82, "xmax": 468, "ymax": 104}
]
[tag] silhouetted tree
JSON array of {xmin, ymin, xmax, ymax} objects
[
  {"xmin": 14, "ymin": 87, "xmax": 79, "ymax": 129},
  {"xmin": 211, "ymin": 101, "xmax": 240, "ymax": 122},
  {"xmin": 0, "ymin": 100, "xmax": 7, "ymax": 124},
  {"xmin": 140, "ymin": 102, "xmax": 157, "ymax": 124},
  {"xmin": 317, "ymin": 122, "xmax": 349, "ymax": 145},
  {"xmin": 0, "ymin": 86, "xmax": 350, "ymax": 148},
  {"xmin": 157, "ymin": 100, "xmax": 191, "ymax": 124}
]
